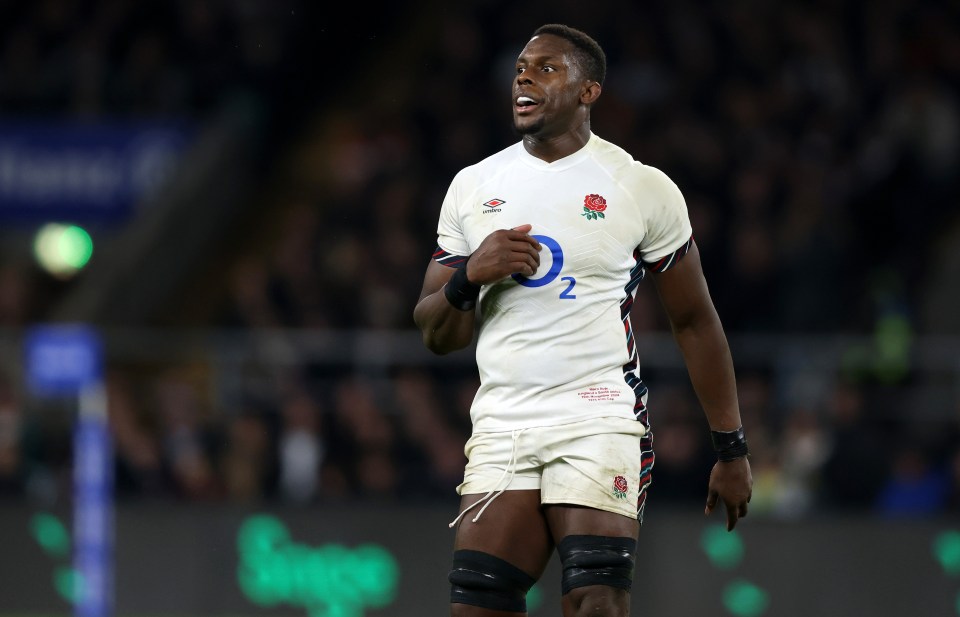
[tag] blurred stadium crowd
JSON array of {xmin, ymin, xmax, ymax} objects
[{"xmin": 0, "ymin": 0, "xmax": 959, "ymax": 519}]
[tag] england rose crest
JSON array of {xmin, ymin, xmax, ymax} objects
[
  {"xmin": 582, "ymin": 194, "xmax": 607, "ymax": 220},
  {"xmin": 613, "ymin": 475, "xmax": 628, "ymax": 499}
]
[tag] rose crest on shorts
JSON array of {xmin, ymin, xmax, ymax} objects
[
  {"xmin": 582, "ymin": 194, "xmax": 607, "ymax": 220},
  {"xmin": 613, "ymin": 475, "xmax": 628, "ymax": 499}
]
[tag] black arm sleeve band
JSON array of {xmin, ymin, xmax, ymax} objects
[
  {"xmin": 443, "ymin": 263, "xmax": 481, "ymax": 311},
  {"xmin": 710, "ymin": 426, "xmax": 749, "ymax": 461}
]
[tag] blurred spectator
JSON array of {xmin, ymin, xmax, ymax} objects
[
  {"xmin": 106, "ymin": 372, "xmax": 164, "ymax": 498},
  {"xmin": 737, "ymin": 371, "xmax": 787, "ymax": 517},
  {"xmin": 154, "ymin": 369, "xmax": 220, "ymax": 500},
  {"xmin": 0, "ymin": 264, "xmax": 34, "ymax": 327},
  {"xmin": 268, "ymin": 203, "xmax": 328, "ymax": 328},
  {"xmin": 720, "ymin": 220, "xmax": 779, "ymax": 332},
  {"xmin": 0, "ymin": 0, "xmax": 301, "ymax": 118},
  {"xmin": 221, "ymin": 409, "xmax": 273, "ymax": 503},
  {"xmin": 393, "ymin": 369, "xmax": 469, "ymax": 499},
  {"xmin": 276, "ymin": 390, "xmax": 325, "ymax": 504},
  {"xmin": 771, "ymin": 406, "xmax": 830, "ymax": 517},
  {"xmin": 221, "ymin": 256, "xmax": 289, "ymax": 329},
  {"xmin": 875, "ymin": 445, "xmax": 951, "ymax": 517},
  {"xmin": 643, "ymin": 384, "xmax": 716, "ymax": 503},
  {"xmin": 820, "ymin": 381, "xmax": 889, "ymax": 510},
  {"xmin": 330, "ymin": 377, "xmax": 401, "ymax": 499},
  {"xmin": 0, "ymin": 374, "xmax": 24, "ymax": 497}
]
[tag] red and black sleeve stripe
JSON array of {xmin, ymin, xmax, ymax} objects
[
  {"xmin": 432, "ymin": 246, "xmax": 468, "ymax": 269},
  {"xmin": 643, "ymin": 236, "xmax": 693, "ymax": 273}
]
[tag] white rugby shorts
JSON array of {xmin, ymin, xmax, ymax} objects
[{"xmin": 457, "ymin": 417, "xmax": 649, "ymax": 520}]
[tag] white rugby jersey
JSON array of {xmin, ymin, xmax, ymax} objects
[{"xmin": 434, "ymin": 132, "xmax": 692, "ymax": 434}]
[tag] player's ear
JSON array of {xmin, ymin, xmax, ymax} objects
[{"xmin": 581, "ymin": 80, "xmax": 601, "ymax": 105}]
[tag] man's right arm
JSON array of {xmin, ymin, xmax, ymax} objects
[
  {"xmin": 413, "ymin": 224, "xmax": 542, "ymax": 355},
  {"xmin": 413, "ymin": 260, "xmax": 477, "ymax": 355}
]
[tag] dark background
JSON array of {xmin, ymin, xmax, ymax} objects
[{"xmin": 0, "ymin": 0, "xmax": 958, "ymax": 615}]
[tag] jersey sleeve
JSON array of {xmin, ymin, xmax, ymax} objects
[
  {"xmin": 637, "ymin": 166, "xmax": 694, "ymax": 271},
  {"xmin": 435, "ymin": 170, "xmax": 472, "ymax": 259}
]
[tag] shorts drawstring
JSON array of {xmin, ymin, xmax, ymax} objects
[{"xmin": 448, "ymin": 429, "xmax": 524, "ymax": 528}]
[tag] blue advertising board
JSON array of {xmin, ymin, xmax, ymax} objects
[
  {"xmin": 24, "ymin": 324, "xmax": 103, "ymax": 397},
  {"xmin": 0, "ymin": 121, "xmax": 193, "ymax": 224}
]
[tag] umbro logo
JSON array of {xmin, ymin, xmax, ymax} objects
[{"xmin": 482, "ymin": 198, "xmax": 505, "ymax": 214}]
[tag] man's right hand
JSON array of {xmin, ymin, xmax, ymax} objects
[{"xmin": 466, "ymin": 224, "xmax": 542, "ymax": 284}]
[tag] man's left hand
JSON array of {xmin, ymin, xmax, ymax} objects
[{"xmin": 704, "ymin": 457, "xmax": 753, "ymax": 531}]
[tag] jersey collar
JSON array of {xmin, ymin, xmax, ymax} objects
[{"xmin": 517, "ymin": 132, "xmax": 597, "ymax": 171}]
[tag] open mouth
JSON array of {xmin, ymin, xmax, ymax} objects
[{"xmin": 515, "ymin": 95, "xmax": 539, "ymax": 112}]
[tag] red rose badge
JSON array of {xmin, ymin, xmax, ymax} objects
[
  {"xmin": 582, "ymin": 194, "xmax": 607, "ymax": 220},
  {"xmin": 613, "ymin": 475, "xmax": 628, "ymax": 499}
]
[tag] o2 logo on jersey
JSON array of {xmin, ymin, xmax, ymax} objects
[{"xmin": 512, "ymin": 234, "xmax": 577, "ymax": 299}]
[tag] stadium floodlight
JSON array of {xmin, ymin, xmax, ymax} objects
[{"xmin": 33, "ymin": 222, "xmax": 94, "ymax": 278}]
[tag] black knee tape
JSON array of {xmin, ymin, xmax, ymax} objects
[
  {"xmin": 448, "ymin": 549, "xmax": 536, "ymax": 612},
  {"xmin": 558, "ymin": 535, "xmax": 637, "ymax": 594}
]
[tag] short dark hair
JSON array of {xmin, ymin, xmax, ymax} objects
[{"xmin": 532, "ymin": 24, "xmax": 607, "ymax": 85}]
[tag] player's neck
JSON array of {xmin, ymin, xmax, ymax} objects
[{"xmin": 521, "ymin": 124, "xmax": 592, "ymax": 163}]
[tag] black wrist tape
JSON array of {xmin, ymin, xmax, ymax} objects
[
  {"xmin": 444, "ymin": 265, "xmax": 481, "ymax": 311},
  {"xmin": 710, "ymin": 426, "xmax": 749, "ymax": 462}
]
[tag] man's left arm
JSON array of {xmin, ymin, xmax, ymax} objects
[{"xmin": 650, "ymin": 239, "xmax": 753, "ymax": 531}]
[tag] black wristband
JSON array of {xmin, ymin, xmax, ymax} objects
[
  {"xmin": 710, "ymin": 427, "xmax": 749, "ymax": 462},
  {"xmin": 443, "ymin": 264, "xmax": 481, "ymax": 311}
]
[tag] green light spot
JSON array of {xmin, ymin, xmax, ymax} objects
[
  {"xmin": 723, "ymin": 579, "xmax": 769, "ymax": 617},
  {"xmin": 58, "ymin": 225, "xmax": 94, "ymax": 268},
  {"xmin": 934, "ymin": 531, "xmax": 960, "ymax": 576},
  {"xmin": 701, "ymin": 524, "xmax": 744, "ymax": 569},
  {"xmin": 955, "ymin": 589, "xmax": 960, "ymax": 616},
  {"xmin": 54, "ymin": 567, "xmax": 83, "ymax": 604},
  {"xmin": 30, "ymin": 513, "xmax": 70, "ymax": 557},
  {"xmin": 33, "ymin": 222, "xmax": 94, "ymax": 278}
]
